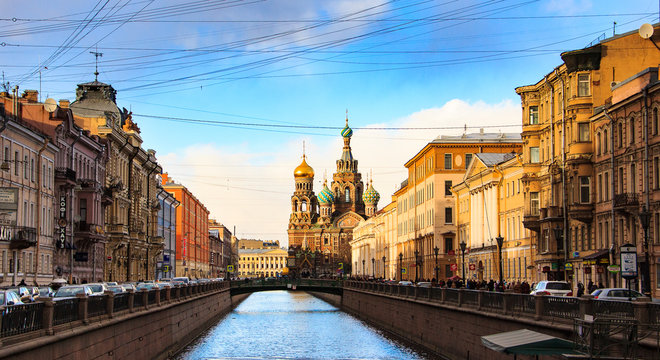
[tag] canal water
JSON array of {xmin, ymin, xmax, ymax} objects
[{"xmin": 174, "ymin": 290, "xmax": 429, "ymax": 359}]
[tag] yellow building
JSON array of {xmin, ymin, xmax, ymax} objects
[
  {"xmin": 454, "ymin": 153, "xmax": 533, "ymax": 283},
  {"xmin": 351, "ymin": 201, "xmax": 396, "ymax": 279},
  {"xmin": 515, "ymin": 24, "xmax": 660, "ymax": 288},
  {"xmin": 393, "ymin": 131, "xmax": 522, "ymax": 282},
  {"xmin": 237, "ymin": 248, "xmax": 288, "ymax": 278}
]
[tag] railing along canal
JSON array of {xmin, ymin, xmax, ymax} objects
[
  {"xmin": 344, "ymin": 280, "xmax": 660, "ymax": 328},
  {"xmin": 0, "ymin": 281, "xmax": 229, "ymax": 341}
]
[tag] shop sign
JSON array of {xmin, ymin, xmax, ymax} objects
[
  {"xmin": 620, "ymin": 244, "xmax": 638, "ymax": 279},
  {"xmin": 598, "ymin": 258, "xmax": 610, "ymax": 265},
  {"xmin": 469, "ymin": 264, "xmax": 476, "ymax": 271},
  {"xmin": 564, "ymin": 263, "xmax": 573, "ymax": 271},
  {"xmin": 551, "ymin": 262, "xmax": 558, "ymax": 270},
  {"xmin": 573, "ymin": 251, "xmax": 580, "ymax": 258},
  {"xmin": 607, "ymin": 265, "xmax": 620, "ymax": 273},
  {"xmin": 450, "ymin": 263, "xmax": 458, "ymax": 271}
]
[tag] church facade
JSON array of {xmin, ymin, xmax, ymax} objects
[{"xmin": 287, "ymin": 118, "xmax": 379, "ymax": 278}]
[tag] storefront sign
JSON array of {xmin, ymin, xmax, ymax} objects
[
  {"xmin": 564, "ymin": 263, "xmax": 573, "ymax": 271},
  {"xmin": 620, "ymin": 244, "xmax": 637, "ymax": 279},
  {"xmin": 607, "ymin": 265, "xmax": 620, "ymax": 273},
  {"xmin": 450, "ymin": 263, "xmax": 458, "ymax": 271}
]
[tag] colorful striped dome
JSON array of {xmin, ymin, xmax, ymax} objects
[
  {"xmin": 341, "ymin": 119, "xmax": 353, "ymax": 138},
  {"xmin": 362, "ymin": 181, "xmax": 380, "ymax": 204},
  {"xmin": 318, "ymin": 181, "xmax": 335, "ymax": 204}
]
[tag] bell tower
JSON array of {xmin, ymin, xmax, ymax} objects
[{"xmin": 331, "ymin": 115, "xmax": 364, "ymax": 215}]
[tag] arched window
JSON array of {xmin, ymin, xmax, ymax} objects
[
  {"xmin": 629, "ymin": 118, "xmax": 635, "ymax": 144},
  {"xmin": 654, "ymin": 107, "xmax": 658, "ymax": 135},
  {"xmin": 596, "ymin": 132, "xmax": 601, "ymax": 154},
  {"xmin": 345, "ymin": 188, "xmax": 350, "ymax": 202},
  {"xmin": 302, "ymin": 200, "xmax": 307, "ymax": 212},
  {"xmin": 603, "ymin": 129, "xmax": 608, "ymax": 153}
]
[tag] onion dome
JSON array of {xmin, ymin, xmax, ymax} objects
[
  {"xmin": 294, "ymin": 155, "xmax": 314, "ymax": 178},
  {"xmin": 341, "ymin": 117, "xmax": 353, "ymax": 138},
  {"xmin": 363, "ymin": 180, "xmax": 380, "ymax": 204},
  {"xmin": 317, "ymin": 180, "xmax": 335, "ymax": 204}
]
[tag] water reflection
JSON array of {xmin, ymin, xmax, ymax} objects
[{"xmin": 175, "ymin": 290, "xmax": 427, "ymax": 359}]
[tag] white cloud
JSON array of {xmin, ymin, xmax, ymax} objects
[
  {"xmin": 158, "ymin": 98, "xmax": 521, "ymax": 247},
  {"xmin": 544, "ymin": 0, "xmax": 593, "ymax": 15}
]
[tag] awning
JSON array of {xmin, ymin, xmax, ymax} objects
[
  {"xmin": 481, "ymin": 329, "xmax": 577, "ymax": 355},
  {"xmin": 583, "ymin": 249, "xmax": 610, "ymax": 260}
]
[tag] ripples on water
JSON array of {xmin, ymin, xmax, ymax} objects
[{"xmin": 174, "ymin": 290, "xmax": 427, "ymax": 360}]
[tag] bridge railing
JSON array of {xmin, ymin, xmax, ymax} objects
[
  {"xmin": 0, "ymin": 280, "xmax": 230, "ymax": 343},
  {"xmin": 344, "ymin": 281, "xmax": 659, "ymax": 326}
]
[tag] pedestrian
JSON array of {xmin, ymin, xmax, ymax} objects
[{"xmin": 577, "ymin": 282, "xmax": 585, "ymax": 297}]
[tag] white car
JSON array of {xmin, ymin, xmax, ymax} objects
[
  {"xmin": 530, "ymin": 281, "xmax": 572, "ymax": 296},
  {"xmin": 85, "ymin": 283, "xmax": 109, "ymax": 295},
  {"xmin": 398, "ymin": 281, "xmax": 413, "ymax": 286},
  {"xmin": 591, "ymin": 288, "xmax": 647, "ymax": 301}
]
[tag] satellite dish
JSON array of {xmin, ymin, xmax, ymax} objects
[
  {"xmin": 639, "ymin": 23, "xmax": 654, "ymax": 39},
  {"xmin": 43, "ymin": 98, "xmax": 57, "ymax": 113}
]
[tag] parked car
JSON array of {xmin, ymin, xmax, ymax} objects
[
  {"xmin": 106, "ymin": 285, "xmax": 126, "ymax": 294},
  {"xmin": 398, "ymin": 281, "xmax": 413, "ymax": 286},
  {"xmin": 136, "ymin": 282, "xmax": 160, "ymax": 291},
  {"xmin": 38, "ymin": 286, "xmax": 55, "ymax": 298},
  {"xmin": 416, "ymin": 282, "xmax": 432, "ymax": 288},
  {"xmin": 54, "ymin": 285, "xmax": 93, "ymax": 299},
  {"xmin": 120, "ymin": 283, "xmax": 137, "ymax": 292},
  {"xmin": 27, "ymin": 286, "xmax": 40, "ymax": 302},
  {"xmin": 85, "ymin": 283, "xmax": 109, "ymax": 295},
  {"xmin": 530, "ymin": 281, "xmax": 572, "ymax": 296},
  {"xmin": 105, "ymin": 281, "xmax": 119, "ymax": 287},
  {"xmin": 172, "ymin": 277, "xmax": 190, "ymax": 285},
  {"xmin": 591, "ymin": 288, "xmax": 647, "ymax": 301},
  {"xmin": 6, "ymin": 286, "xmax": 34, "ymax": 303},
  {"xmin": 0, "ymin": 289, "xmax": 24, "ymax": 306}
]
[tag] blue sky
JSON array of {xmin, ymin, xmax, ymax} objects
[{"xmin": 1, "ymin": 0, "xmax": 658, "ymax": 244}]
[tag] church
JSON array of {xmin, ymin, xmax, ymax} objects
[{"xmin": 287, "ymin": 117, "xmax": 379, "ymax": 277}]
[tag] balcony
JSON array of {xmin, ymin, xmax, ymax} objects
[
  {"xmin": 55, "ymin": 167, "xmax": 76, "ymax": 186},
  {"xmin": 78, "ymin": 178, "xmax": 100, "ymax": 191},
  {"xmin": 568, "ymin": 203, "xmax": 594, "ymax": 222},
  {"xmin": 8, "ymin": 226, "xmax": 37, "ymax": 249},
  {"xmin": 614, "ymin": 193, "xmax": 639, "ymax": 212},
  {"xmin": 523, "ymin": 212, "xmax": 540, "ymax": 232}
]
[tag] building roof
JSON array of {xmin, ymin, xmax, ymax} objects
[
  {"xmin": 475, "ymin": 152, "xmax": 517, "ymax": 167},
  {"xmin": 238, "ymin": 248, "xmax": 286, "ymax": 255},
  {"xmin": 433, "ymin": 131, "xmax": 522, "ymax": 143}
]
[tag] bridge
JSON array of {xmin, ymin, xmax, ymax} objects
[{"xmin": 0, "ymin": 280, "xmax": 658, "ymax": 359}]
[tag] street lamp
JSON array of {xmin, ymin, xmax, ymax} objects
[
  {"xmin": 371, "ymin": 257, "xmax": 375, "ymax": 278},
  {"xmin": 362, "ymin": 259, "xmax": 365, "ymax": 277},
  {"xmin": 495, "ymin": 235, "xmax": 504, "ymax": 288},
  {"xmin": 639, "ymin": 206, "xmax": 652, "ymax": 296},
  {"xmin": 433, "ymin": 246, "xmax": 439, "ymax": 283},
  {"xmin": 399, "ymin": 252, "xmax": 403, "ymax": 281},
  {"xmin": 459, "ymin": 241, "xmax": 467, "ymax": 282},
  {"xmin": 414, "ymin": 250, "xmax": 419, "ymax": 282},
  {"xmin": 382, "ymin": 256, "xmax": 386, "ymax": 279}
]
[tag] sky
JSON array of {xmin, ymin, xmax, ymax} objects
[{"xmin": 1, "ymin": 0, "xmax": 658, "ymax": 246}]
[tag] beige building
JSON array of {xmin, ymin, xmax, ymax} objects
[
  {"xmin": 393, "ymin": 131, "xmax": 522, "ymax": 282},
  {"xmin": 454, "ymin": 153, "xmax": 533, "ymax": 283},
  {"xmin": 352, "ymin": 201, "xmax": 396, "ymax": 279},
  {"xmin": 237, "ymin": 248, "xmax": 288, "ymax": 278}
]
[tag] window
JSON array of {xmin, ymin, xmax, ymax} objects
[
  {"xmin": 444, "ymin": 237, "xmax": 453, "ymax": 253},
  {"xmin": 444, "ymin": 154, "xmax": 452, "ymax": 169},
  {"xmin": 629, "ymin": 118, "xmax": 635, "ymax": 144},
  {"xmin": 530, "ymin": 147, "xmax": 540, "ymax": 163},
  {"xmin": 630, "ymin": 164, "xmax": 636, "ymax": 193},
  {"xmin": 577, "ymin": 73, "xmax": 590, "ymax": 97},
  {"xmin": 604, "ymin": 172, "xmax": 609, "ymax": 201},
  {"xmin": 578, "ymin": 123, "xmax": 589, "ymax": 142},
  {"xmin": 579, "ymin": 176, "xmax": 590, "ymax": 203},
  {"xmin": 30, "ymin": 158, "xmax": 34, "ymax": 182},
  {"xmin": 530, "ymin": 192, "xmax": 540, "ymax": 216},
  {"xmin": 618, "ymin": 123, "xmax": 623, "ymax": 147},
  {"xmin": 654, "ymin": 108, "xmax": 658, "ymax": 135},
  {"xmin": 345, "ymin": 188, "xmax": 350, "ymax": 202},
  {"xmin": 445, "ymin": 180, "xmax": 452, "ymax": 196},
  {"xmin": 603, "ymin": 129, "xmax": 608, "ymax": 153},
  {"xmin": 445, "ymin": 207, "xmax": 453, "ymax": 224},
  {"xmin": 529, "ymin": 106, "xmax": 539, "ymax": 125},
  {"xmin": 598, "ymin": 174, "xmax": 603, "ymax": 202},
  {"xmin": 465, "ymin": 153, "xmax": 472, "ymax": 169},
  {"xmin": 596, "ymin": 133, "xmax": 601, "ymax": 154},
  {"xmin": 656, "ymin": 157, "xmax": 660, "ymax": 189},
  {"xmin": 13, "ymin": 151, "xmax": 18, "ymax": 176},
  {"xmin": 24, "ymin": 155, "xmax": 28, "ymax": 179}
]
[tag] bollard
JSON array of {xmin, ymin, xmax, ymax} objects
[
  {"xmin": 477, "ymin": 290, "xmax": 484, "ymax": 311},
  {"xmin": 142, "ymin": 289, "xmax": 148, "ymax": 310},
  {"xmin": 165, "ymin": 286, "xmax": 171, "ymax": 302},
  {"xmin": 155, "ymin": 288, "xmax": 161, "ymax": 306},
  {"xmin": 534, "ymin": 294, "xmax": 544, "ymax": 321},
  {"xmin": 458, "ymin": 288, "xmax": 464, "ymax": 307},
  {"xmin": 42, "ymin": 300, "xmax": 54, "ymax": 335},
  {"xmin": 128, "ymin": 289, "xmax": 135, "ymax": 313}
]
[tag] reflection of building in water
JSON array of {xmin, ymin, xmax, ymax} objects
[{"xmin": 287, "ymin": 116, "xmax": 379, "ymax": 277}]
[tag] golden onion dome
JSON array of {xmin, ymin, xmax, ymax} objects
[{"xmin": 294, "ymin": 155, "xmax": 315, "ymax": 178}]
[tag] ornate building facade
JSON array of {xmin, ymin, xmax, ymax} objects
[{"xmin": 287, "ymin": 119, "xmax": 378, "ymax": 277}]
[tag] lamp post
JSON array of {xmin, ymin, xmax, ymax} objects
[
  {"xmin": 371, "ymin": 257, "xmax": 375, "ymax": 278},
  {"xmin": 460, "ymin": 241, "xmax": 467, "ymax": 282},
  {"xmin": 382, "ymin": 256, "xmax": 386, "ymax": 279},
  {"xmin": 414, "ymin": 250, "xmax": 419, "ymax": 282},
  {"xmin": 362, "ymin": 259, "xmax": 365, "ymax": 277},
  {"xmin": 433, "ymin": 246, "xmax": 439, "ymax": 283},
  {"xmin": 399, "ymin": 252, "xmax": 403, "ymax": 281},
  {"xmin": 639, "ymin": 206, "xmax": 652, "ymax": 296},
  {"xmin": 495, "ymin": 235, "xmax": 504, "ymax": 288}
]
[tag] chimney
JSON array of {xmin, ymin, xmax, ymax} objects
[
  {"xmin": 161, "ymin": 172, "xmax": 168, "ymax": 185},
  {"xmin": 59, "ymin": 99, "xmax": 70, "ymax": 108},
  {"xmin": 22, "ymin": 90, "xmax": 38, "ymax": 102}
]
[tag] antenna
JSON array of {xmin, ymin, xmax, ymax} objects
[
  {"xmin": 613, "ymin": 21, "xmax": 617, "ymax": 36},
  {"xmin": 89, "ymin": 48, "xmax": 103, "ymax": 81},
  {"xmin": 639, "ymin": 23, "xmax": 654, "ymax": 39}
]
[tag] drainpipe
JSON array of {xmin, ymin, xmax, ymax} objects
[
  {"xmin": 69, "ymin": 129, "xmax": 82, "ymax": 284},
  {"xmin": 604, "ymin": 109, "xmax": 617, "ymax": 287},
  {"xmin": 556, "ymin": 71, "xmax": 568, "ymax": 281},
  {"xmin": 126, "ymin": 146, "xmax": 139, "ymax": 281},
  {"xmin": 33, "ymin": 138, "xmax": 49, "ymax": 285}
]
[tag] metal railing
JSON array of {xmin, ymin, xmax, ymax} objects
[{"xmin": 0, "ymin": 281, "xmax": 230, "ymax": 341}]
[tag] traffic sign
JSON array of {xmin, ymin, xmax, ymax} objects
[
  {"xmin": 227, "ymin": 265, "xmax": 235, "ymax": 273},
  {"xmin": 402, "ymin": 267, "xmax": 407, "ymax": 274}
]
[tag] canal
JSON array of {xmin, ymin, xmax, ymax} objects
[{"xmin": 174, "ymin": 290, "xmax": 430, "ymax": 359}]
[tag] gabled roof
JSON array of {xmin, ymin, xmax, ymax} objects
[{"xmin": 475, "ymin": 152, "xmax": 516, "ymax": 167}]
